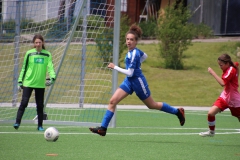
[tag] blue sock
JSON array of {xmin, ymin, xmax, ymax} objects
[
  {"xmin": 101, "ymin": 110, "xmax": 114, "ymax": 129},
  {"xmin": 161, "ymin": 102, "xmax": 178, "ymax": 114}
]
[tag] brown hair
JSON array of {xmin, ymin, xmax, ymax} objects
[
  {"xmin": 32, "ymin": 34, "xmax": 45, "ymax": 49},
  {"xmin": 125, "ymin": 24, "xmax": 142, "ymax": 41},
  {"xmin": 218, "ymin": 53, "xmax": 239, "ymax": 77}
]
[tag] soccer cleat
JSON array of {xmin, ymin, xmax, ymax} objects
[
  {"xmin": 37, "ymin": 126, "xmax": 45, "ymax": 131},
  {"xmin": 89, "ymin": 126, "xmax": 107, "ymax": 136},
  {"xmin": 13, "ymin": 123, "xmax": 20, "ymax": 130},
  {"xmin": 199, "ymin": 130, "xmax": 215, "ymax": 137},
  {"xmin": 176, "ymin": 108, "xmax": 185, "ymax": 126}
]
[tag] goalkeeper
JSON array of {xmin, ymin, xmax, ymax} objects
[{"xmin": 13, "ymin": 34, "xmax": 56, "ymax": 131}]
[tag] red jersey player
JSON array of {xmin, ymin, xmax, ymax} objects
[{"xmin": 199, "ymin": 53, "xmax": 240, "ymax": 137}]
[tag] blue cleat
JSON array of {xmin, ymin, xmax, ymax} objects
[
  {"xmin": 37, "ymin": 126, "xmax": 45, "ymax": 131},
  {"xmin": 13, "ymin": 123, "xmax": 20, "ymax": 130}
]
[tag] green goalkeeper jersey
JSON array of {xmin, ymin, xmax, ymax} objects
[{"xmin": 18, "ymin": 48, "xmax": 56, "ymax": 88}]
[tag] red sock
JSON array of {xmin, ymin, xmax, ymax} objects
[{"xmin": 208, "ymin": 114, "xmax": 215, "ymax": 131}]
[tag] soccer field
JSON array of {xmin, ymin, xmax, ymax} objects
[{"xmin": 0, "ymin": 109, "xmax": 240, "ymax": 160}]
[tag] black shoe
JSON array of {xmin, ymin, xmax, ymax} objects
[
  {"xmin": 176, "ymin": 108, "xmax": 185, "ymax": 126},
  {"xmin": 13, "ymin": 123, "xmax": 20, "ymax": 130},
  {"xmin": 89, "ymin": 126, "xmax": 107, "ymax": 136}
]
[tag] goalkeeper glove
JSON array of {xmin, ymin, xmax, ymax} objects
[
  {"xmin": 45, "ymin": 78, "xmax": 55, "ymax": 86},
  {"xmin": 18, "ymin": 82, "xmax": 23, "ymax": 92}
]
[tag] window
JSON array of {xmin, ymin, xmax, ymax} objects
[{"xmin": 121, "ymin": 0, "xmax": 127, "ymax": 12}]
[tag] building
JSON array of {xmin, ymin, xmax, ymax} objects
[
  {"xmin": 1, "ymin": 0, "xmax": 240, "ymax": 35},
  {"xmin": 122, "ymin": 0, "xmax": 240, "ymax": 35}
]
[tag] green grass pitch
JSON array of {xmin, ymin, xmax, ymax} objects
[{"xmin": 0, "ymin": 109, "xmax": 240, "ymax": 160}]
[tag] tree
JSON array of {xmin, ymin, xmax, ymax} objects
[{"xmin": 157, "ymin": 2, "xmax": 193, "ymax": 70}]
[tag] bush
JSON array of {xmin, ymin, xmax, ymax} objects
[
  {"xmin": 139, "ymin": 17, "xmax": 157, "ymax": 39},
  {"xmin": 119, "ymin": 14, "xmax": 131, "ymax": 66},
  {"xmin": 2, "ymin": 19, "xmax": 15, "ymax": 30},
  {"xmin": 195, "ymin": 23, "xmax": 213, "ymax": 39},
  {"xmin": 95, "ymin": 14, "xmax": 131, "ymax": 67},
  {"xmin": 86, "ymin": 15, "xmax": 105, "ymax": 30},
  {"xmin": 2, "ymin": 19, "xmax": 34, "ymax": 40},
  {"xmin": 76, "ymin": 15, "xmax": 105, "ymax": 31},
  {"xmin": 177, "ymin": 22, "xmax": 213, "ymax": 39},
  {"xmin": 95, "ymin": 28, "xmax": 113, "ymax": 66},
  {"xmin": 157, "ymin": 2, "xmax": 193, "ymax": 70}
]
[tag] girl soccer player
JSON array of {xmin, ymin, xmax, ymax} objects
[
  {"xmin": 199, "ymin": 53, "xmax": 240, "ymax": 137},
  {"xmin": 89, "ymin": 25, "xmax": 185, "ymax": 136},
  {"xmin": 13, "ymin": 34, "xmax": 56, "ymax": 131}
]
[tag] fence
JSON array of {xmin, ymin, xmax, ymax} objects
[{"xmin": 188, "ymin": 0, "xmax": 240, "ymax": 35}]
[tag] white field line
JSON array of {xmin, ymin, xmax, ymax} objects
[
  {"xmin": 0, "ymin": 126, "xmax": 239, "ymax": 136},
  {"xmin": 0, "ymin": 131, "xmax": 239, "ymax": 136},
  {"xmin": 0, "ymin": 103, "xmax": 229, "ymax": 111},
  {"xmin": 0, "ymin": 126, "xmax": 238, "ymax": 131},
  {"xmin": 0, "ymin": 110, "xmax": 237, "ymax": 135}
]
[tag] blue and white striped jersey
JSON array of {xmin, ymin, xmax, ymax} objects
[{"xmin": 125, "ymin": 48, "xmax": 145, "ymax": 77}]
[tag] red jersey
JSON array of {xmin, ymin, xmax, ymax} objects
[{"xmin": 220, "ymin": 66, "xmax": 240, "ymax": 107}]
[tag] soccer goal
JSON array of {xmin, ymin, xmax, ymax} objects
[{"xmin": 0, "ymin": 0, "xmax": 120, "ymax": 127}]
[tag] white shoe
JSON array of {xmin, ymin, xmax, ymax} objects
[{"xmin": 199, "ymin": 130, "xmax": 215, "ymax": 137}]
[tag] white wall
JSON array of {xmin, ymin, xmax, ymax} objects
[{"xmin": 1, "ymin": 0, "xmax": 90, "ymax": 22}]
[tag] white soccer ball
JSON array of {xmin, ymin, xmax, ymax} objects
[{"xmin": 44, "ymin": 127, "xmax": 59, "ymax": 142}]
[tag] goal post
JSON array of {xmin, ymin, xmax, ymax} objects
[{"xmin": 0, "ymin": 0, "xmax": 120, "ymax": 128}]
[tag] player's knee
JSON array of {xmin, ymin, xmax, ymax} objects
[
  {"xmin": 109, "ymin": 98, "xmax": 117, "ymax": 106},
  {"xmin": 20, "ymin": 97, "xmax": 29, "ymax": 107},
  {"xmin": 109, "ymin": 99, "xmax": 116, "ymax": 105},
  {"xmin": 207, "ymin": 113, "xmax": 215, "ymax": 117},
  {"xmin": 18, "ymin": 106, "xmax": 26, "ymax": 112}
]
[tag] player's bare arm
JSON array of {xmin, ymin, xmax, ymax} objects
[{"xmin": 208, "ymin": 67, "xmax": 225, "ymax": 87}]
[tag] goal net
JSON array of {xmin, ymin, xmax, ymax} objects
[{"xmin": 0, "ymin": 0, "xmax": 119, "ymax": 127}]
